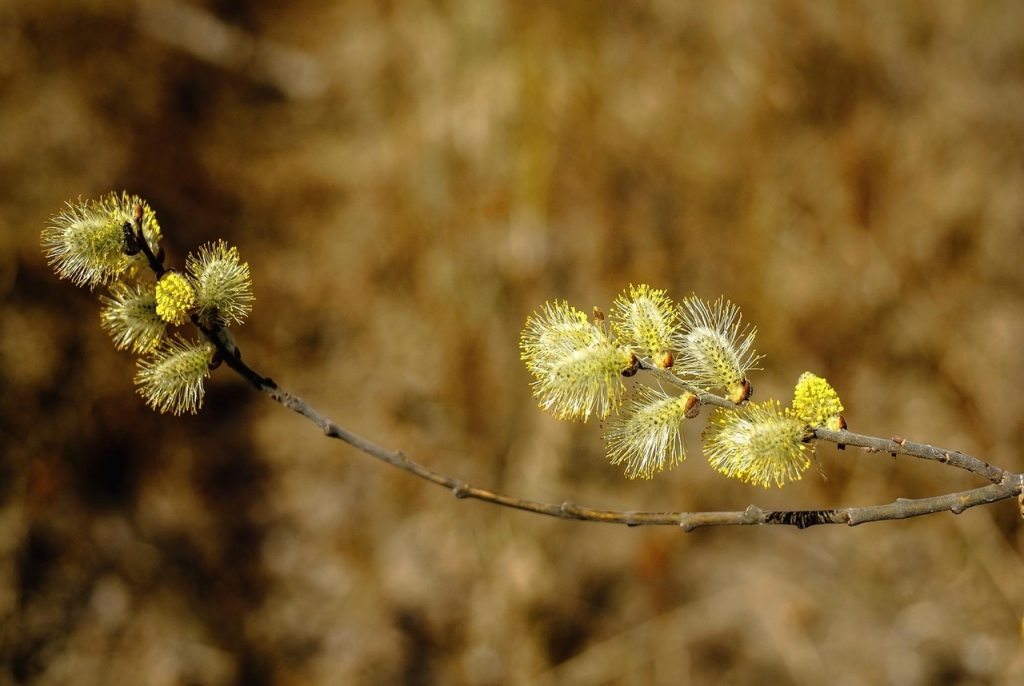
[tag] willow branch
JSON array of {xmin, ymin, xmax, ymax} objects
[
  {"xmin": 811, "ymin": 428, "xmax": 1004, "ymax": 482},
  {"xmin": 639, "ymin": 361, "xmax": 1004, "ymax": 483},
  {"xmin": 198, "ymin": 330, "xmax": 1023, "ymax": 530}
]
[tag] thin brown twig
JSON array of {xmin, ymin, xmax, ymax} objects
[
  {"xmin": 642, "ymin": 361, "xmax": 1004, "ymax": 482},
  {"xmin": 201, "ymin": 328, "xmax": 1023, "ymax": 530},
  {"xmin": 811, "ymin": 428, "xmax": 1004, "ymax": 483}
]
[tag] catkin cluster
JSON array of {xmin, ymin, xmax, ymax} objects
[
  {"xmin": 42, "ymin": 193, "xmax": 253, "ymax": 415},
  {"xmin": 520, "ymin": 286, "xmax": 847, "ymax": 486}
]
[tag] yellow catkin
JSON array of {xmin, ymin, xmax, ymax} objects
[
  {"xmin": 605, "ymin": 387, "xmax": 697, "ymax": 479},
  {"xmin": 521, "ymin": 301, "xmax": 634, "ymax": 421},
  {"xmin": 155, "ymin": 272, "xmax": 197, "ymax": 326},
  {"xmin": 676, "ymin": 296, "xmax": 760, "ymax": 399},
  {"xmin": 135, "ymin": 338, "xmax": 214, "ymax": 415},
  {"xmin": 703, "ymin": 400, "xmax": 811, "ymax": 488},
  {"xmin": 610, "ymin": 284, "xmax": 679, "ymax": 366},
  {"xmin": 792, "ymin": 372, "xmax": 844, "ymax": 429},
  {"xmin": 99, "ymin": 281, "xmax": 166, "ymax": 353},
  {"xmin": 187, "ymin": 240, "xmax": 254, "ymax": 326}
]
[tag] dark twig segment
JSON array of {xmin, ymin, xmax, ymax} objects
[{"xmin": 131, "ymin": 203, "xmax": 166, "ymax": 277}]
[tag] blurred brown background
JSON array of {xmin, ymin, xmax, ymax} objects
[{"xmin": 3, "ymin": 1, "xmax": 1024, "ymax": 684}]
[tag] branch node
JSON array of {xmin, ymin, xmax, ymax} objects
[
  {"xmin": 624, "ymin": 511, "xmax": 641, "ymax": 527},
  {"xmin": 561, "ymin": 500, "xmax": 581, "ymax": 516},
  {"xmin": 940, "ymin": 452, "xmax": 951, "ymax": 463},
  {"xmin": 892, "ymin": 436, "xmax": 906, "ymax": 446},
  {"xmin": 452, "ymin": 482, "xmax": 471, "ymax": 499}
]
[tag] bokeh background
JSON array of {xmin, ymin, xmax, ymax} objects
[{"xmin": 3, "ymin": 1, "xmax": 1024, "ymax": 684}]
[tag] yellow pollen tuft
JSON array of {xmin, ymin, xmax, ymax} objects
[
  {"xmin": 792, "ymin": 372, "xmax": 844, "ymax": 428},
  {"xmin": 155, "ymin": 272, "xmax": 197, "ymax": 325}
]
